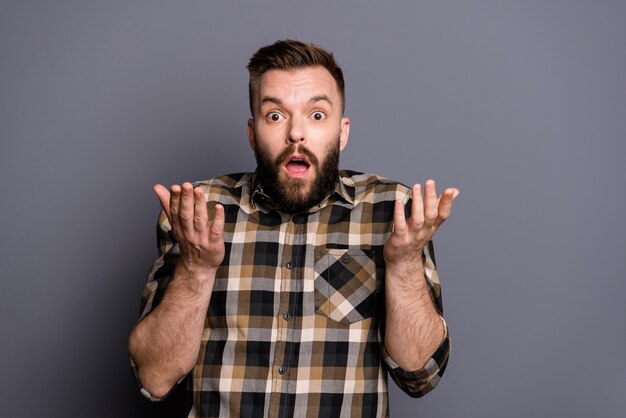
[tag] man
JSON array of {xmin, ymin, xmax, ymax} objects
[{"xmin": 129, "ymin": 39, "xmax": 458, "ymax": 418}]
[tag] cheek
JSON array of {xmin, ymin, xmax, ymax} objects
[
  {"xmin": 310, "ymin": 125, "xmax": 341, "ymax": 146},
  {"xmin": 307, "ymin": 124, "xmax": 336, "ymax": 142},
  {"xmin": 254, "ymin": 126, "xmax": 281, "ymax": 150},
  {"xmin": 256, "ymin": 122, "xmax": 288, "ymax": 143}
]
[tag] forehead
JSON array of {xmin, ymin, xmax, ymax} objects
[{"xmin": 257, "ymin": 66, "xmax": 340, "ymax": 102}]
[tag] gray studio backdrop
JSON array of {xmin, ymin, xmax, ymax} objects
[{"xmin": 1, "ymin": 1, "xmax": 625, "ymax": 417}]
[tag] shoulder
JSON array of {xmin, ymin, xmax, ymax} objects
[
  {"xmin": 193, "ymin": 173, "xmax": 252, "ymax": 192},
  {"xmin": 191, "ymin": 172, "xmax": 253, "ymax": 203},
  {"xmin": 193, "ymin": 172, "xmax": 251, "ymax": 189},
  {"xmin": 154, "ymin": 173, "xmax": 253, "ymax": 232},
  {"xmin": 340, "ymin": 170, "xmax": 411, "ymax": 204}
]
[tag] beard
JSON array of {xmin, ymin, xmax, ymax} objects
[{"xmin": 254, "ymin": 139, "xmax": 340, "ymax": 214}]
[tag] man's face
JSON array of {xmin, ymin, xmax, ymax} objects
[{"xmin": 247, "ymin": 66, "xmax": 350, "ymax": 212}]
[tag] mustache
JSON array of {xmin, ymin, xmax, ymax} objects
[{"xmin": 275, "ymin": 144, "xmax": 319, "ymax": 166}]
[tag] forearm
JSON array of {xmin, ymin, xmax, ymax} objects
[
  {"xmin": 384, "ymin": 256, "xmax": 444, "ymax": 371},
  {"xmin": 128, "ymin": 264, "xmax": 215, "ymax": 397}
]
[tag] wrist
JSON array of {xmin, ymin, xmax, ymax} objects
[
  {"xmin": 383, "ymin": 243, "xmax": 425, "ymax": 268},
  {"xmin": 385, "ymin": 256, "xmax": 427, "ymax": 293},
  {"xmin": 385, "ymin": 254, "xmax": 423, "ymax": 277},
  {"xmin": 173, "ymin": 261, "xmax": 217, "ymax": 291}
]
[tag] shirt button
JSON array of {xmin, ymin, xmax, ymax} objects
[
  {"xmin": 283, "ymin": 313, "xmax": 292, "ymax": 321},
  {"xmin": 278, "ymin": 367, "xmax": 286, "ymax": 375},
  {"xmin": 342, "ymin": 256, "xmax": 349, "ymax": 263},
  {"xmin": 286, "ymin": 261, "xmax": 294, "ymax": 269}
]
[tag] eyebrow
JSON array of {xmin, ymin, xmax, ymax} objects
[
  {"xmin": 259, "ymin": 95, "xmax": 334, "ymax": 107},
  {"xmin": 308, "ymin": 95, "xmax": 334, "ymax": 107},
  {"xmin": 260, "ymin": 96, "xmax": 282, "ymax": 106}
]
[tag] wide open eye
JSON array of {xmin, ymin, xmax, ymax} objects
[
  {"xmin": 267, "ymin": 112, "xmax": 284, "ymax": 122},
  {"xmin": 312, "ymin": 111, "xmax": 326, "ymax": 121}
]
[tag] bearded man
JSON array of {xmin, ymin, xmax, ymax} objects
[{"xmin": 129, "ymin": 39, "xmax": 458, "ymax": 418}]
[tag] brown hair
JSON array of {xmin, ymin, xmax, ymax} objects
[{"xmin": 247, "ymin": 39, "xmax": 345, "ymax": 116}]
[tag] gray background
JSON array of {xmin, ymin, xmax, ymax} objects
[{"xmin": 1, "ymin": 1, "xmax": 625, "ymax": 417}]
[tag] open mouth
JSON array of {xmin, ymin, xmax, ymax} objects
[{"xmin": 285, "ymin": 155, "xmax": 311, "ymax": 174}]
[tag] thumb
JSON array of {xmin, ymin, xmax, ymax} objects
[
  {"xmin": 153, "ymin": 184, "xmax": 171, "ymax": 219},
  {"xmin": 209, "ymin": 204, "xmax": 225, "ymax": 240}
]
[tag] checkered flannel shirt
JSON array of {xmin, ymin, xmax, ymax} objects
[{"xmin": 135, "ymin": 171, "xmax": 450, "ymax": 418}]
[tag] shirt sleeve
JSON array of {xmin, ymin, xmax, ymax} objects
[
  {"xmin": 130, "ymin": 210, "xmax": 183, "ymax": 400},
  {"xmin": 139, "ymin": 210, "xmax": 180, "ymax": 320},
  {"xmin": 380, "ymin": 239, "xmax": 451, "ymax": 398}
]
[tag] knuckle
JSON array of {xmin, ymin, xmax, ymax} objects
[{"xmin": 179, "ymin": 212, "xmax": 193, "ymax": 222}]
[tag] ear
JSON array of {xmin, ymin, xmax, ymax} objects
[
  {"xmin": 339, "ymin": 117, "xmax": 350, "ymax": 151},
  {"xmin": 247, "ymin": 118, "xmax": 256, "ymax": 150}
]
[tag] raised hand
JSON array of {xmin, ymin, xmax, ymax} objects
[
  {"xmin": 153, "ymin": 182, "xmax": 225, "ymax": 275},
  {"xmin": 383, "ymin": 180, "xmax": 459, "ymax": 267}
]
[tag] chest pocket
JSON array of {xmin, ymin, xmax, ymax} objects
[{"xmin": 314, "ymin": 249, "xmax": 377, "ymax": 325}]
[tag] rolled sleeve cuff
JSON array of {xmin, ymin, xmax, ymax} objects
[
  {"xmin": 381, "ymin": 316, "xmax": 451, "ymax": 398},
  {"xmin": 130, "ymin": 356, "xmax": 186, "ymax": 402}
]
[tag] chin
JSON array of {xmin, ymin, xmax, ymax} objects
[{"xmin": 281, "ymin": 170, "xmax": 314, "ymax": 188}]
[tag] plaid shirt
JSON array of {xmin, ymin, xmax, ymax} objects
[{"xmin": 135, "ymin": 171, "xmax": 450, "ymax": 418}]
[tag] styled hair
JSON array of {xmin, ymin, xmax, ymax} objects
[{"xmin": 247, "ymin": 39, "xmax": 345, "ymax": 115}]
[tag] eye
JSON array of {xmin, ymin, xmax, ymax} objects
[
  {"xmin": 311, "ymin": 111, "xmax": 326, "ymax": 121},
  {"xmin": 266, "ymin": 112, "xmax": 284, "ymax": 122}
]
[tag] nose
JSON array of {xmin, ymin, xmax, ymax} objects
[{"xmin": 287, "ymin": 117, "xmax": 305, "ymax": 143}]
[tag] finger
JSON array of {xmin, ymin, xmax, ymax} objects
[
  {"xmin": 153, "ymin": 184, "xmax": 171, "ymax": 220},
  {"xmin": 437, "ymin": 187, "xmax": 460, "ymax": 205},
  {"xmin": 435, "ymin": 188, "xmax": 456, "ymax": 227},
  {"xmin": 423, "ymin": 180, "xmax": 438, "ymax": 226},
  {"xmin": 178, "ymin": 182, "xmax": 196, "ymax": 236},
  {"xmin": 193, "ymin": 187, "xmax": 208, "ymax": 233},
  {"xmin": 410, "ymin": 184, "xmax": 424, "ymax": 227},
  {"xmin": 392, "ymin": 199, "xmax": 408, "ymax": 235},
  {"xmin": 209, "ymin": 204, "xmax": 225, "ymax": 241},
  {"xmin": 169, "ymin": 184, "xmax": 182, "ymax": 230}
]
